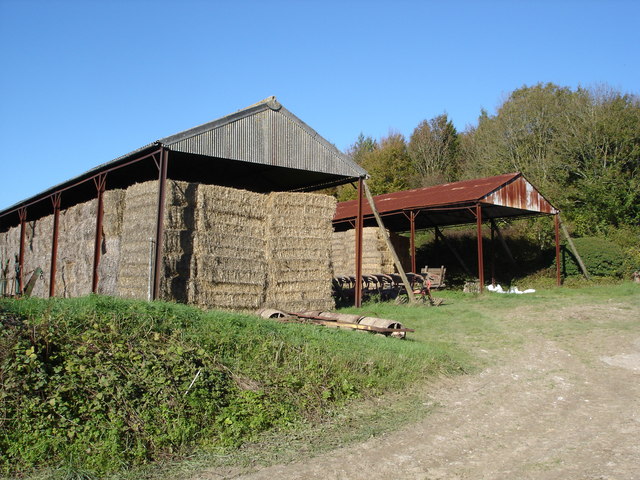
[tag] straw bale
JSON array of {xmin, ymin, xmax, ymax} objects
[
  {"xmin": 117, "ymin": 181, "xmax": 158, "ymax": 300},
  {"xmin": 190, "ymin": 184, "xmax": 267, "ymax": 310},
  {"xmin": 196, "ymin": 183, "xmax": 266, "ymax": 219},
  {"xmin": 160, "ymin": 181, "xmax": 197, "ymax": 302},
  {"xmin": 21, "ymin": 215, "xmax": 53, "ymax": 298},
  {"xmin": 0, "ymin": 226, "xmax": 21, "ymax": 295},
  {"xmin": 331, "ymin": 227, "xmax": 409, "ymax": 276},
  {"xmin": 55, "ymin": 199, "xmax": 97, "ymax": 297},
  {"xmin": 264, "ymin": 192, "xmax": 336, "ymax": 312},
  {"xmin": 96, "ymin": 189, "xmax": 126, "ymax": 296}
]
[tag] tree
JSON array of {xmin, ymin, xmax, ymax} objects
[
  {"xmin": 462, "ymin": 82, "xmax": 640, "ymax": 235},
  {"xmin": 359, "ymin": 132, "xmax": 414, "ymax": 196},
  {"xmin": 407, "ymin": 113, "xmax": 460, "ymax": 186},
  {"xmin": 334, "ymin": 133, "xmax": 378, "ymax": 202}
]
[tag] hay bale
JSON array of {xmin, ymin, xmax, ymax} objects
[
  {"xmin": 117, "ymin": 181, "xmax": 158, "ymax": 300},
  {"xmin": 330, "ymin": 227, "xmax": 409, "ymax": 276},
  {"xmin": 190, "ymin": 184, "xmax": 267, "ymax": 311},
  {"xmin": 264, "ymin": 192, "xmax": 336, "ymax": 312},
  {"xmin": 0, "ymin": 225, "xmax": 24, "ymax": 295},
  {"xmin": 21, "ymin": 215, "xmax": 54, "ymax": 298},
  {"xmin": 98, "ymin": 189, "xmax": 126, "ymax": 296},
  {"xmin": 56, "ymin": 199, "xmax": 97, "ymax": 297},
  {"xmin": 160, "ymin": 181, "xmax": 197, "ymax": 303}
]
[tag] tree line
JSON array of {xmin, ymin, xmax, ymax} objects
[{"xmin": 335, "ymin": 83, "xmax": 640, "ymax": 239}]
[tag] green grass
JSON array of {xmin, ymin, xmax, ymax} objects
[{"xmin": 0, "ymin": 295, "xmax": 468, "ymax": 479}]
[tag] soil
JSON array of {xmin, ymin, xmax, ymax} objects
[{"xmin": 192, "ymin": 300, "xmax": 640, "ymax": 480}]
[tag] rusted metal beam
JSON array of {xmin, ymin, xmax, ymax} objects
[
  {"xmin": 476, "ymin": 204, "xmax": 484, "ymax": 292},
  {"xmin": 49, "ymin": 193, "xmax": 61, "ymax": 297},
  {"xmin": 91, "ymin": 174, "xmax": 107, "ymax": 294},
  {"xmin": 17, "ymin": 207, "xmax": 27, "ymax": 294},
  {"xmin": 555, "ymin": 213, "xmax": 561, "ymax": 286},
  {"xmin": 354, "ymin": 177, "xmax": 364, "ymax": 307},
  {"xmin": 490, "ymin": 219, "xmax": 496, "ymax": 287},
  {"xmin": 152, "ymin": 148, "xmax": 169, "ymax": 300},
  {"xmin": 0, "ymin": 147, "xmax": 163, "ymax": 221}
]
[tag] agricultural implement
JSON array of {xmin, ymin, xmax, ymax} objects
[{"xmin": 257, "ymin": 308, "xmax": 414, "ymax": 339}]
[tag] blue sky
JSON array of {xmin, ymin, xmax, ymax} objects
[{"xmin": 0, "ymin": 0, "xmax": 638, "ymax": 210}]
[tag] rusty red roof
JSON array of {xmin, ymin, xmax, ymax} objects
[{"xmin": 333, "ymin": 173, "xmax": 557, "ymax": 231}]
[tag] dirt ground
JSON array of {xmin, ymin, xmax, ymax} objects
[{"xmin": 193, "ymin": 300, "xmax": 640, "ymax": 480}]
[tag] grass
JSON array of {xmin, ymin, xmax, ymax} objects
[
  {"xmin": 0, "ymin": 295, "xmax": 467, "ymax": 479},
  {"xmin": 2, "ymin": 282, "xmax": 639, "ymax": 479}
]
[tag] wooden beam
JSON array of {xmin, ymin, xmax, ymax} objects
[
  {"xmin": 559, "ymin": 216, "xmax": 590, "ymax": 280},
  {"xmin": 362, "ymin": 181, "xmax": 417, "ymax": 304}
]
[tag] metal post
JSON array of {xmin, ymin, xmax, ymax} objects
[
  {"xmin": 410, "ymin": 211, "xmax": 416, "ymax": 273},
  {"xmin": 17, "ymin": 208, "xmax": 27, "ymax": 294},
  {"xmin": 555, "ymin": 213, "xmax": 561, "ymax": 286},
  {"xmin": 152, "ymin": 148, "xmax": 169, "ymax": 300},
  {"xmin": 490, "ymin": 219, "xmax": 496, "ymax": 287},
  {"xmin": 92, "ymin": 174, "xmax": 107, "ymax": 294},
  {"xmin": 354, "ymin": 177, "xmax": 364, "ymax": 307},
  {"xmin": 476, "ymin": 204, "xmax": 484, "ymax": 292},
  {"xmin": 49, "ymin": 193, "xmax": 61, "ymax": 297}
]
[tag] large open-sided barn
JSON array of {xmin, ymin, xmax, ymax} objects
[
  {"xmin": 0, "ymin": 97, "xmax": 366, "ymax": 311},
  {"xmin": 332, "ymin": 173, "xmax": 561, "ymax": 297}
]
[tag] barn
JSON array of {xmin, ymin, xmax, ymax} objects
[{"xmin": 0, "ymin": 97, "xmax": 367, "ymax": 312}]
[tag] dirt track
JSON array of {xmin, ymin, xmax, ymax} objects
[{"xmin": 194, "ymin": 301, "xmax": 640, "ymax": 480}]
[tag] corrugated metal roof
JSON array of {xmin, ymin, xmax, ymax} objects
[
  {"xmin": 0, "ymin": 97, "xmax": 366, "ymax": 228},
  {"xmin": 334, "ymin": 173, "xmax": 557, "ymax": 227},
  {"xmin": 160, "ymin": 96, "xmax": 366, "ymax": 178}
]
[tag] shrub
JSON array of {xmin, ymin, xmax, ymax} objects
[{"xmin": 561, "ymin": 236, "xmax": 626, "ymax": 278}]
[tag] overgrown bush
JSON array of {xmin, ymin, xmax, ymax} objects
[{"xmin": 562, "ymin": 236, "xmax": 626, "ymax": 277}]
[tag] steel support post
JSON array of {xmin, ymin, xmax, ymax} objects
[
  {"xmin": 555, "ymin": 213, "xmax": 561, "ymax": 286},
  {"xmin": 410, "ymin": 211, "xmax": 416, "ymax": 273},
  {"xmin": 49, "ymin": 193, "xmax": 62, "ymax": 297},
  {"xmin": 152, "ymin": 148, "xmax": 169, "ymax": 300},
  {"xmin": 18, "ymin": 208, "xmax": 27, "ymax": 294},
  {"xmin": 490, "ymin": 219, "xmax": 496, "ymax": 287},
  {"xmin": 476, "ymin": 204, "xmax": 484, "ymax": 292},
  {"xmin": 91, "ymin": 174, "xmax": 107, "ymax": 294},
  {"xmin": 354, "ymin": 177, "xmax": 364, "ymax": 307}
]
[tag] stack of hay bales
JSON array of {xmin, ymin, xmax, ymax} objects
[
  {"xmin": 264, "ymin": 192, "xmax": 336, "ymax": 312},
  {"xmin": 190, "ymin": 184, "xmax": 267, "ymax": 311},
  {"xmin": 97, "ymin": 189, "xmax": 126, "ymax": 296},
  {"xmin": 160, "ymin": 181, "xmax": 197, "ymax": 303},
  {"xmin": 331, "ymin": 227, "xmax": 410, "ymax": 276},
  {"xmin": 0, "ymin": 224, "xmax": 24, "ymax": 296},
  {"xmin": 117, "ymin": 182, "xmax": 158, "ymax": 300},
  {"xmin": 56, "ymin": 199, "xmax": 97, "ymax": 297},
  {"xmin": 23, "ymin": 215, "xmax": 53, "ymax": 297},
  {"xmin": 0, "ymin": 180, "xmax": 338, "ymax": 312}
]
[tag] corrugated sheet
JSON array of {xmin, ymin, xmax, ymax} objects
[
  {"xmin": 483, "ymin": 175, "xmax": 556, "ymax": 214},
  {"xmin": 162, "ymin": 97, "xmax": 366, "ymax": 178},
  {"xmin": 334, "ymin": 173, "xmax": 557, "ymax": 222}
]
